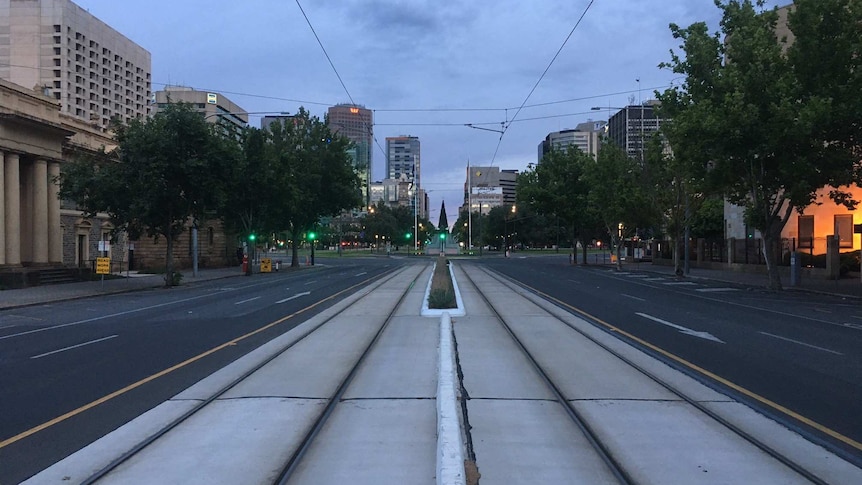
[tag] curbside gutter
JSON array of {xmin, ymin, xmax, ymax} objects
[{"xmin": 437, "ymin": 311, "xmax": 466, "ymax": 485}]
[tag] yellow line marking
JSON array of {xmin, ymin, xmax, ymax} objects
[
  {"xmin": 525, "ymin": 282, "xmax": 862, "ymax": 452},
  {"xmin": 0, "ymin": 274, "xmax": 382, "ymax": 450}
]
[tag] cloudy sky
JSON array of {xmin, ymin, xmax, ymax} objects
[{"xmin": 73, "ymin": 0, "xmax": 784, "ymax": 224}]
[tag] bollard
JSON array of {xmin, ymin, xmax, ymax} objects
[{"xmin": 789, "ymin": 251, "xmax": 801, "ymax": 286}]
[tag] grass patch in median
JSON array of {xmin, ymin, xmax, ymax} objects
[{"xmin": 428, "ymin": 255, "xmax": 457, "ymax": 309}]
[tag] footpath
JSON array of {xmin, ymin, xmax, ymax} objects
[{"xmin": 0, "ymin": 267, "xmax": 245, "ymax": 310}]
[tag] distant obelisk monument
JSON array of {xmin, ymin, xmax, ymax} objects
[
  {"xmin": 434, "ymin": 200, "xmax": 458, "ymax": 254},
  {"xmin": 438, "ymin": 200, "xmax": 449, "ymax": 233}
]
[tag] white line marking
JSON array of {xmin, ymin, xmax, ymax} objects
[
  {"xmin": 568, "ymin": 279, "xmax": 580, "ymax": 284},
  {"xmin": 234, "ymin": 296, "xmax": 261, "ymax": 305},
  {"xmin": 0, "ymin": 292, "xmax": 224, "ymax": 341},
  {"xmin": 851, "ymin": 315, "xmax": 862, "ymax": 320},
  {"xmin": 624, "ymin": 274, "xmax": 649, "ymax": 278},
  {"xmin": 695, "ymin": 288, "xmax": 739, "ymax": 293},
  {"xmin": 759, "ymin": 332, "xmax": 843, "ymax": 355},
  {"xmin": 31, "ymin": 335, "xmax": 118, "ymax": 359},
  {"xmin": 276, "ymin": 291, "xmax": 311, "ymax": 304},
  {"xmin": 304, "ymin": 280, "xmax": 316, "ymax": 286},
  {"xmin": 355, "ymin": 272, "xmax": 367, "ymax": 277},
  {"xmin": 662, "ymin": 281, "xmax": 698, "ymax": 286},
  {"xmin": 621, "ymin": 294, "xmax": 645, "ymax": 302},
  {"xmin": 636, "ymin": 312, "xmax": 725, "ymax": 343},
  {"xmin": 643, "ymin": 278, "xmax": 666, "ymax": 282}
]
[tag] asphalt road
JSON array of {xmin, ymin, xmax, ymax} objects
[
  {"xmin": 0, "ymin": 257, "xmax": 406, "ymax": 484},
  {"xmin": 478, "ymin": 254, "xmax": 862, "ymax": 464}
]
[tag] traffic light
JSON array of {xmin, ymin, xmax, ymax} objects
[
  {"xmin": 405, "ymin": 232, "xmax": 412, "ymax": 240},
  {"xmin": 307, "ymin": 231, "xmax": 317, "ymax": 241},
  {"xmin": 248, "ymin": 233, "xmax": 256, "ymax": 242},
  {"xmin": 439, "ymin": 233, "xmax": 446, "ymax": 240}
]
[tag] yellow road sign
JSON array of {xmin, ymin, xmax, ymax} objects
[
  {"xmin": 260, "ymin": 258, "xmax": 272, "ymax": 273},
  {"xmin": 96, "ymin": 257, "xmax": 111, "ymax": 275}
]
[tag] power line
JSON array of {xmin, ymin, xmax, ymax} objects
[
  {"xmin": 295, "ymin": 0, "xmax": 356, "ymax": 107},
  {"xmin": 294, "ymin": 0, "xmax": 386, "ymax": 193},
  {"xmin": 489, "ymin": 0, "xmax": 596, "ymax": 166}
]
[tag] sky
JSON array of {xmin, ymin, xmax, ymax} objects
[{"xmin": 73, "ymin": 0, "xmax": 785, "ymax": 226}]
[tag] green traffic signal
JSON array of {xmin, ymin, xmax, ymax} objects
[
  {"xmin": 308, "ymin": 231, "xmax": 317, "ymax": 241},
  {"xmin": 249, "ymin": 233, "xmax": 256, "ymax": 241},
  {"xmin": 405, "ymin": 232, "xmax": 412, "ymax": 239},
  {"xmin": 439, "ymin": 233, "xmax": 446, "ymax": 240}
]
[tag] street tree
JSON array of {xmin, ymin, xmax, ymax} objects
[
  {"xmin": 218, "ymin": 126, "xmax": 280, "ymax": 258},
  {"xmin": 266, "ymin": 108, "xmax": 362, "ymax": 266},
  {"xmin": 638, "ymin": 132, "xmax": 708, "ymax": 274},
  {"xmin": 518, "ymin": 147, "xmax": 593, "ymax": 264},
  {"xmin": 659, "ymin": 0, "xmax": 862, "ymax": 289},
  {"xmin": 586, "ymin": 142, "xmax": 655, "ymax": 269},
  {"xmin": 59, "ymin": 102, "xmax": 226, "ymax": 287}
]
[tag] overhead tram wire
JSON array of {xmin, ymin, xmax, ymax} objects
[
  {"xmin": 488, "ymin": 0, "xmax": 596, "ymax": 166},
  {"xmin": 295, "ymin": 0, "xmax": 387, "ymax": 166},
  {"xmin": 145, "ymin": 77, "xmax": 674, "ymax": 122}
]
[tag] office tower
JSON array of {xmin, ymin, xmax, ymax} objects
[
  {"xmin": 327, "ymin": 103, "xmax": 373, "ymax": 209},
  {"xmin": 152, "ymin": 86, "xmax": 248, "ymax": 130},
  {"xmin": 0, "ymin": 0, "xmax": 152, "ymax": 127}
]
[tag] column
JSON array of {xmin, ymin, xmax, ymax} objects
[
  {"xmin": 0, "ymin": 152, "xmax": 5, "ymax": 266},
  {"xmin": 32, "ymin": 159, "xmax": 49, "ymax": 264},
  {"xmin": 48, "ymin": 162, "xmax": 62, "ymax": 264},
  {"xmin": 4, "ymin": 153, "xmax": 20, "ymax": 265}
]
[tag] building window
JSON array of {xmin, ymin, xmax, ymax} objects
[
  {"xmin": 798, "ymin": 215, "xmax": 813, "ymax": 249},
  {"xmin": 835, "ymin": 214, "xmax": 853, "ymax": 248}
]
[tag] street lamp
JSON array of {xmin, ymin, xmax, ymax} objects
[{"xmin": 506, "ymin": 204, "xmax": 517, "ymax": 256}]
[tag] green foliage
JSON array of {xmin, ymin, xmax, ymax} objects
[
  {"xmin": 59, "ymin": 102, "xmax": 225, "ymax": 287},
  {"xmin": 517, "ymin": 147, "xmax": 595, "ymax": 251},
  {"xmin": 690, "ymin": 196, "xmax": 725, "ymax": 240},
  {"xmin": 658, "ymin": 0, "xmax": 862, "ymax": 288},
  {"xmin": 221, "ymin": 107, "xmax": 362, "ymax": 266},
  {"xmin": 589, "ymin": 143, "xmax": 655, "ymax": 238},
  {"xmin": 361, "ymin": 202, "xmax": 423, "ymax": 245}
]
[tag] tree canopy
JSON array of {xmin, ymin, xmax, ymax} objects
[
  {"xmin": 59, "ymin": 102, "xmax": 226, "ymax": 286},
  {"xmin": 658, "ymin": 0, "xmax": 862, "ymax": 289}
]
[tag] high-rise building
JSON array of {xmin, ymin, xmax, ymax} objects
[
  {"xmin": 385, "ymin": 136, "xmax": 420, "ymax": 185},
  {"xmin": 153, "ymin": 86, "xmax": 248, "ymax": 130},
  {"xmin": 261, "ymin": 114, "xmax": 294, "ymax": 131},
  {"xmin": 606, "ymin": 101, "xmax": 664, "ymax": 161},
  {"xmin": 327, "ymin": 103, "xmax": 373, "ymax": 209},
  {"xmin": 462, "ymin": 166, "xmax": 518, "ymax": 214},
  {"xmin": 385, "ymin": 136, "xmax": 421, "ymax": 220},
  {"xmin": 538, "ymin": 121, "xmax": 605, "ymax": 162},
  {"xmin": 0, "ymin": 0, "xmax": 152, "ymax": 127}
]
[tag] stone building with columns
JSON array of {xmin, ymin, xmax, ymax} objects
[{"xmin": 1, "ymin": 78, "xmax": 117, "ymax": 286}]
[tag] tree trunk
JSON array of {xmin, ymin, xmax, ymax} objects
[
  {"xmin": 762, "ymin": 232, "xmax": 783, "ymax": 290},
  {"xmin": 615, "ymin": 238, "xmax": 623, "ymax": 271},
  {"xmin": 582, "ymin": 240, "xmax": 588, "ymax": 265},
  {"xmin": 164, "ymin": 231, "xmax": 174, "ymax": 287},
  {"xmin": 291, "ymin": 240, "xmax": 300, "ymax": 267}
]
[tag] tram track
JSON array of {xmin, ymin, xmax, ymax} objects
[
  {"xmin": 461, "ymin": 263, "xmax": 832, "ymax": 484},
  {"xmin": 77, "ymin": 264, "xmax": 423, "ymax": 485}
]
